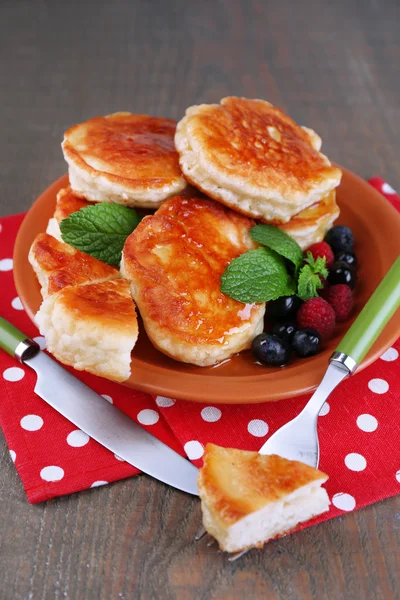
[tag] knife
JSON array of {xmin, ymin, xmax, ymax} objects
[{"xmin": 0, "ymin": 317, "xmax": 199, "ymax": 496}]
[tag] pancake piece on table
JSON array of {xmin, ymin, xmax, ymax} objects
[
  {"xmin": 29, "ymin": 233, "xmax": 119, "ymax": 298},
  {"xmin": 175, "ymin": 97, "xmax": 342, "ymax": 223},
  {"xmin": 121, "ymin": 195, "xmax": 265, "ymax": 367},
  {"xmin": 62, "ymin": 112, "xmax": 187, "ymax": 208},
  {"xmin": 275, "ymin": 190, "xmax": 340, "ymax": 250},
  {"xmin": 198, "ymin": 444, "xmax": 330, "ymax": 553},
  {"xmin": 36, "ymin": 279, "xmax": 138, "ymax": 382},
  {"xmin": 46, "ymin": 186, "xmax": 90, "ymax": 241}
]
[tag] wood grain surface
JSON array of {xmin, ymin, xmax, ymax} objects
[{"xmin": 1, "ymin": 0, "xmax": 400, "ymax": 598}]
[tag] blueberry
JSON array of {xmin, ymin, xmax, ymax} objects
[
  {"xmin": 272, "ymin": 321, "xmax": 297, "ymax": 341},
  {"xmin": 292, "ymin": 328, "xmax": 321, "ymax": 357},
  {"xmin": 328, "ymin": 261, "xmax": 357, "ymax": 289},
  {"xmin": 325, "ymin": 226, "xmax": 354, "ymax": 253},
  {"xmin": 252, "ymin": 333, "xmax": 292, "ymax": 366},
  {"xmin": 267, "ymin": 295, "xmax": 302, "ymax": 321},
  {"xmin": 335, "ymin": 251, "xmax": 357, "ymax": 269}
]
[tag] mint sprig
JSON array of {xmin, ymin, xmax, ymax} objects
[
  {"xmin": 297, "ymin": 252, "xmax": 329, "ymax": 301},
  {"xmin": 250, "ymin": 224, "xmax": 303, "ymax": 273},
  {"xmin": 60, "ymin": 203, "xmax": 141, "ymax": 265},
  {"xmin": 220, "ymin": 247, "xmax": 295, "ymax": 303}
]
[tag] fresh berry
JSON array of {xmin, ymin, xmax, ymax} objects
[
  {"xmin": 335, "ymin": 251, "xmax": 357, "ymax": 269},
  {"xmin": 325, "ymin": 225, "xmax": 354, "ymax": 253},
  {"xmin": 296, "ymin": 297, "xmax": 336, "ymax": 340},
  {"xmin": 267, "ymin": 295, "xmax": 303, "ymax": 321},
  {"xmin": 328, "ymin": 261, "xmax": 357, "ymax": 289},
  {"xmin": 272, "ymin": 321, "xmax": 297, "ymax": 341},
  {"xmin": 323, "ymin": 284, "xmax": 353, "ymax": 321},
  {"xmin": 292, "ymin": 328, "xmax": 321, "ymax": 357},
  {"xmin": 307, "ymin": 241, "xmax": 334, "ymax": 268},
  {"xmin": 252, "ymin": 333, "xmax": 292, "ymax": 366}
]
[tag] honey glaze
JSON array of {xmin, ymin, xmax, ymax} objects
[{"xmin": 123, "ymin": 195, "xmax": 265, "ymax": 346}]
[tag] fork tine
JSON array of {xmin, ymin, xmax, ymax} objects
[
  {"xmin": 228, "ymin": 549, "xmax": 249, "ymax": 562},
  {"xmin": 194, "ymin": 526, "xmax": 207, "ymax": 541},
  {"xmin": 206, "ymin": 538, "xmax": 216, "ymax": 547}
]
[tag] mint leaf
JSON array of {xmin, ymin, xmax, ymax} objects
[
  {"xmin": 250, "ymin": 224, "xmax": 303, "ymax": 272},
  {"xmin": 221, "ymin": 247, "xmax": 295, "ymax": 303},
  {"xmin": 297, "ymin": 265, "xmax": 324, "ymax": 301},
  {"xmin": 297, "ymin": 252, "xmax": 328, "ymax": 301},
  {"xmin": 60, "ymin": 203, "xmax": 141, "ymax": 265},
  {"xmin": 304, "ymin": 252, "xmax": 329, "ymax": 279}
]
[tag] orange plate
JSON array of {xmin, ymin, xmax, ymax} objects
[{"xmin": 13, "ymin": 169, "xmax": 400, "ymax": 404}]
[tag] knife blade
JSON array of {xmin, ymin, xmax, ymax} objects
[{"xmin": 0, "ymin": 317, "xmax": 199, "ymax": 496}]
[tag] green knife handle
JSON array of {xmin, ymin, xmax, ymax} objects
[
  {"xmin": 335, "ymin": 256, "xmax": 400, "ymax": 365},
  {"xmin": 0, "ymin": 317, "xmax": 30, "ymax": 357}
]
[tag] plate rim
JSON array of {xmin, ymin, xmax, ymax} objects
[{"xmin": 13, "ymin": 168, "xmax": 400, "ymax": 404}]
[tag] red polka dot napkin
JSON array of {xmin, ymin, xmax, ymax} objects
[{"xmin": 0, "ymin": 180, "xmax": 400, "ymax": 536}]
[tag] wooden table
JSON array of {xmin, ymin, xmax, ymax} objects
[{"xmin": 1, "ymin": 1, "xmax": 399, "ymax": 598}]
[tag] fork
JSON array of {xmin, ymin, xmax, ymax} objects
[{"xmin": 197, "ymin": 256, "xmax": 400, "ymax": 560}]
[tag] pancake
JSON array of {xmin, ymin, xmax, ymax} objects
[
  {"xmin": 62, "ymin": 112, "xmax": 187, "ymax": 208},
  {"xmin": 36, "ymin": 279, "xmax": 138, "ymax": 382},
  {"xmin": 121, "ymin": 195, "xmax": 265, "ymax": 367},
  {"xmin": 46, "ymin": 186, "xmax": 90, "ymax": 241},
  {"xmin": 175, "ymin": 97, "xmax": 342, "ymax": 223},
  {"xmin": 29, "ymin": 233, "xmax": 119, "ymax": 297},
  {"xmin": 275, "ymin": 190, "xmax": 340, "ymax": 250},
  {"xmin": 198, "ymin": 444, "xmax": 330, "ymax": 553}
]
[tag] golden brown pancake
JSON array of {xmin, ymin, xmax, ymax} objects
[
  {"xmin": 29, "ymin": 232, "xmax": 119, "ymax": 297},
  {"xmin": 121, "ymin": 196, "xmax": 265, "ymax": 366},
  {"xmin": 175, "ymin": 97, "xmax": 342, "ymax": 222},
  {"xmin": 54, "ymin": 186, "xmax": 90, "ymax": 220},
  {"xmin": 274, "ymin": 190, "xmax": 340, "ymax": 249},
  {"xmin": 46, "ymin": 186, "xmax": 90, "ymax": 241},
  {"xmin": 62, "ymin": 112, "xmax": 187, "ymax": 208},
  {"xmin": 36, "ymin": 279, "xmax": 138, "ymax": 382},
  {"xmin": 198, "ymin": 444, "xmax": 330, "ymax": 552}
]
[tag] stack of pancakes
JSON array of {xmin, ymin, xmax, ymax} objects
[{"xmin": 29, "ymin": 98, "xmax": 342, "ymax": 380}]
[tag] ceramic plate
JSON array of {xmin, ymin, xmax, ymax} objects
[{"xmin": 13, "ymin": 168, "xmax": 400, "ymax": 403}]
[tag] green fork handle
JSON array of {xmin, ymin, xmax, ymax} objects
[
  {"xmin": 0, "ymin": 317, "xmax": 30, "ymax": 357},
  {"xmin": 335, "ymin": 256, "xmax": 400, "ymax": 366}
]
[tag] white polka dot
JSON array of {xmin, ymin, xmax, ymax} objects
[
  {"xmin": 137, "ymin": 409, "xmax": 159, "ymax": 425},
  {"xmin": 3, "ymin": 367, "xmax": 25, "ymax": 382},
  {"xmin": 20, "ymin": 414, "xmax": 43, "ymax": 431},
  {"xmin": 0, "ymin": 258, "xmax": 13, "ymax": 271},
  {"xmin": 357, "ymin": 414, "xmax": 378, "ymax": 432},
  {"xmin": 155, "ymin": 396, "xmax": 176, "ymax": 407},
  {"xmin": 11, "ymin": 296, "xmax": 23, "ymax": 310},
  {"xmin": 201, "ymin": 406, "xmax": 222, "ymax": 422},
  {"xmin": 319, "ymin": 402, "xmax": 330, "ymax": 416},
  {"xmin": 184, "ymin": 440, "xmax": 204, "ymax": 460},
  {"xmin": 382, "ymin": 182, "xmax": 396, "ymax": 194},
  {"xmin": 33, "ymin": 336, "xmax": 47, "ymax": 350},
  {"xmin": 91, "ymin": 480, "xmax": 108, "ymax": 488},
  {"xmin": 368, "ymin": 378, "xmax": 389, "ymax": 394},
  {"xmin": 380, "ymin": 347, "xmax": 398, "ymax": 362},
  {"xmin": 67, "ymin": 429, "xmax": 90, "ymax": 447},
  {"xmin": 396, "ymin": 470, "xmax": 400, "ymax": 483},
  {"xmin": 247, "ymin": 419, "xmax": 269, "ymax": 437},
  {"xmin": 101, "ymin": 394, "xmax": 113, "ymax": 404},
  {"xmin": 345, "ymin": 453, "xmax": 367, "ymax": 471},
  {"xmin": 9, "ymin": 450, "xmax": 16, "ymax": 463},
  {"xmin": 40, "ymin": 466, "xmax": 64, "ymax": 482},
  {"xmin": 332, "ymin": 492, "xmax": 356, "ymax": 511},
  {"xmin": 114, "ymin": 454, "xmax": 125, "ymax": 461},
  {"xmin": 0, "ymin": 223, "xmax": 2, "ymax": 233}
]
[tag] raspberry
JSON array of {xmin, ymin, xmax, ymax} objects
[
  {"xmin": 296, "ymin": 297, "xmax": 336, "ymax": 340},
  {"xmin": 307, "ymin": 241, "xmax": 334, "ymax": 268},
  {"xmin": 323, "ymin": 284, "xmax": 353, "ymax": 322}
]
